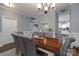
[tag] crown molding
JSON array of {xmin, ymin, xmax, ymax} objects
[{"xmin": 0, "ymin": 5, "xmax": 25, "ymax": 16}]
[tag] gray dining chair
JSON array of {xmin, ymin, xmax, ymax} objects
[
  {"xmin": 14, "ymin": 31, "xmax": 24, "ymax": 34},
  {"xmin": 11, "ymin": 33, "xmax": 48, "ymax": 56},
  {"xmin": 17, "ymin": 35, "xmax": 27, "ymax": 56},
  {"xmin": 11, "ymin": 33, "xmax": 26, "ymax": 56},
  {"xmin": 18, "ymin": 36, "xmax": 47, "ymax": 56},
  {"xmin": 11, "ymin": 33, "xmax": 20, "ymax": 55},
  {"xmin": 11, "ymin": 33, "xmax": 37, "ymax": 56},
  {"xmin": 59, "ymin": 37, "xmax": 75, "ymax": 56},
  {"xmin": 23, "ymin": 37, "xmax": 37, "ymax": 56}
]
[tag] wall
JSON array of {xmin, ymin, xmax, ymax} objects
[
  {"xmin": 36, "ymin": 10, "xmax": 56, "ymax": 37},
  {"xmin": 58, "ymin": 3, "xmax": 79, "ymax": 47},
  {"xmin": 0, "ymin": 14, "xmax": 2, "ymax": 32},
  {"xmin": 0, "ymin": 6, "xmax": 31, "ymax": 32},
  {"xmin": 70, "ymin": 3, "xmax": 79, "ymax": 47},
  {"xmin": 55, "ymin": 12, "xmax": 59, "ymax": 38},
  {"xmin": 22, "ymin": 17, "xmax": 31, "ymax": 31},
  {"xmin": 0, "ymin": 5, "xmax": 31, "ymax": 47},
  {"xmin": 71, "ymin": 3, "xmax": 79, "ymax": 33},
  {"xmin": 57, "ymin": 4, "xmax": 79, "ymax": 47}
]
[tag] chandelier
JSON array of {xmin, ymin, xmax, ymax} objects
[
  {"xmin": 37, "ymin": 3, "xmax": 55, "ymax": 14},
  {"xmin": 3, "ymin": 3, "xmax": 14, "ymax": 7}
]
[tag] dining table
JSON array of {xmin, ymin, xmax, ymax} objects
[{"xmin": 33, "ymin": 37, "xmax": 62, "ymax": 55}]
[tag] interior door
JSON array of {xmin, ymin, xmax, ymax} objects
[{"xmin": 1, "ymin": 16, "xmax": 17, "ymax": 45}]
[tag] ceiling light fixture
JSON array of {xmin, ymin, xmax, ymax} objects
[
  {"xmin": 37, "ymin": 3, "xmax": 55, "ymax": 14},
  {"xmin": 3, "ymin": 3, "xmax": 14, "ymax": 7}
]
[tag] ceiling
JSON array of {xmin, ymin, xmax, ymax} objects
[{"xmin": 0, "ymin": 3, "xmax": 71, "ymax": 17}]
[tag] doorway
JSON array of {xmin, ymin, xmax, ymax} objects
[{"xmin": 1, "ymin": 16, "xmax": 17, "ymax": 45}]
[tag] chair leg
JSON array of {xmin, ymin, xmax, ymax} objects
[
  {"xmin": 21, "ymin": 53, "xmax": 25, "ymax": 56},
  {"xmin": 15, "ymin": 48, "xmax": 20, "ymax": 55}
]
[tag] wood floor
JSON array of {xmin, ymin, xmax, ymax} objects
[{"xmin": 0, "ymin": 43, "xmax": 15, "ymax": 53}]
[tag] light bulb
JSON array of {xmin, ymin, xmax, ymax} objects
[
  {"xmin": 3, "ymin": 3, "xmax": 14, "ymax": 7},
  {"xmin": 9, "ymin": 3, "xmax": 14, "ymax": 7},
  {"xmin": 67, "ymin": 15, "xmax": 70, "ymax": 17},
  {"xmin": 37, "ymin": 3, "xmax": 41, "ymax": 9},
  {"xmin": 3, "ymin": 3, "xmax": 9, "ymax": 6},
  {"xmin": 51, "ymin": 3, "xmax": 55, "ymax": 8},
  {"xmin": 44, "ymin": 6, "xmax": 48, "ymax": 11},
  {"xmin": 45, "ymin": 25, "xmax": 48, "ymax": 28}
]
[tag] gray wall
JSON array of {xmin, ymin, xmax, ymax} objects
[
  {"xmin": 69, "ymin": 3, "xmax": 79, "ymax": 48},
  {"xmin": 0, "ymin": 6, "xmax": 31, "ymax": 32},
  {"xmin": 71, "ymin": 3, "xmax": 79, "ymax": 33},
  {"xmin": 22, "ymin": 17, "xmax": 31, "ymax": 31},
  {"xmin": 55, "ymin": 11, "xmax": 59, "ymax": 38},
  {"xmin": 0, "ymin": 14, "xmax": 2, "ymax": 32}
]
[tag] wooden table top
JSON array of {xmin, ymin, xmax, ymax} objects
[{"xmin": 33, "ymin": 37, "xmax": 62, "ymax": 55}]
